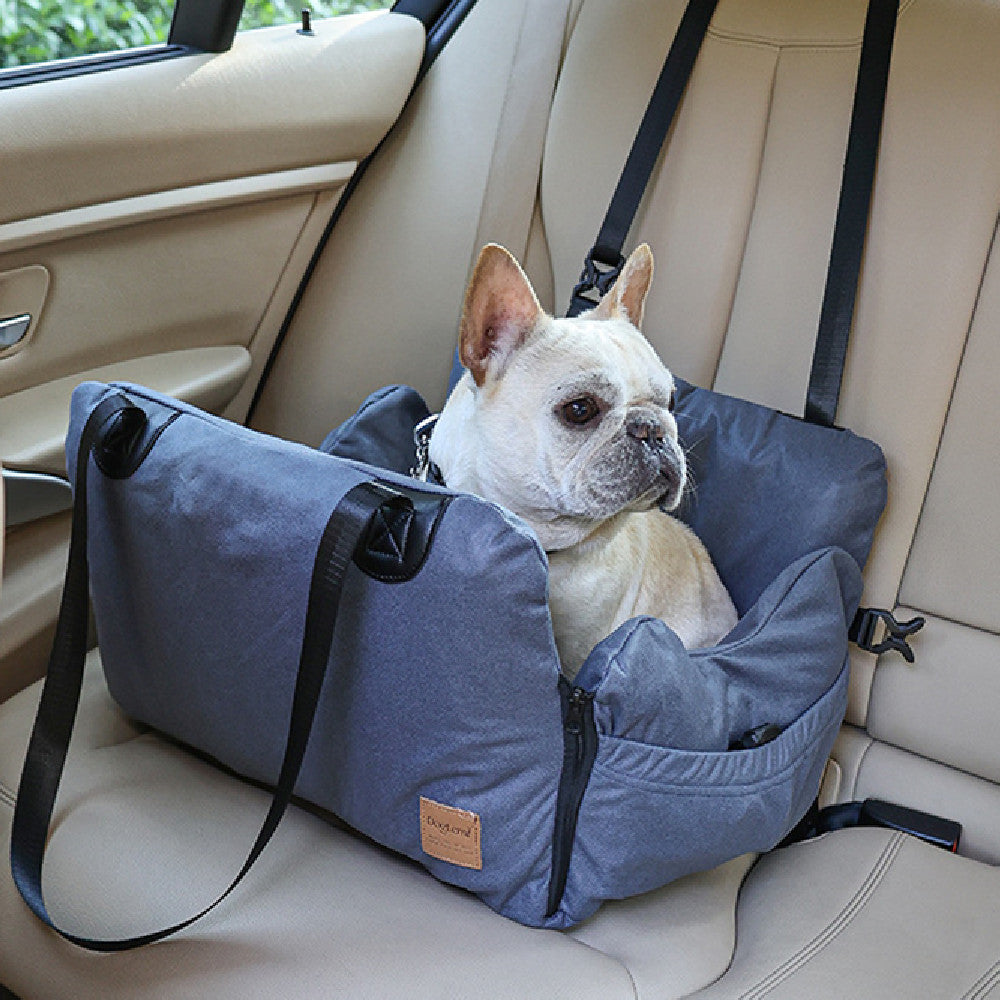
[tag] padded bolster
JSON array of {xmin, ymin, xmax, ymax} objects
[{"xmin": 582, "ymin": 546, "xmax": 862, "ymax": 752}]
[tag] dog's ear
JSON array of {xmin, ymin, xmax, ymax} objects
[
  {"xmin": 460, "ymin": 244, "xmax": 542, "ymax": 387},
  {"xmin": 594, "ymin": 243, "xmax": 654, "ymax": 328}
]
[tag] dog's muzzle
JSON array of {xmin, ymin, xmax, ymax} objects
[{"xmin": 624, "ymin": 412, "xmax": 685, "ymax": 512}]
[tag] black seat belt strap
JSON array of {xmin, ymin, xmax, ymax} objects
[
  {"xmin": 805, "ymin": 0, "xmax": 899, "ymax": 426},
  {"xmin": 567, "ymin": 0, "xmax": 720, "ymax": 317},
  {"xmin": 568, "ymin": 0, "xmax": 899, "ymax": 431},
  {"xmin": 10, "ymin": 397, "xmax": 389, "ymax": 950}
]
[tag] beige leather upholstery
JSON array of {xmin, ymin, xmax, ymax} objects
[
  {"xmin": 695, "ymin": 828, "xmax": 1000, "ymax": 1000},
  {"xmin": 1, "ymin": 14, "xmax": 421, "ymax": 225},
  {"xmin": 5, "ymin": 0, "xmax": 1000, "ymax": 996},
  {"xmin": 0, "ymin": 655, "xmax": 712, "ymax": 1000}
]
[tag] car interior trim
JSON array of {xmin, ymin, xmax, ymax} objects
[
  {"xmin": 0, "ymin": 346, "xmax": 251, "ymax": 477},
  {"xmin": 0, "ymin": 45, "xmax": 196, "ymax": 93},
  {"xmin": 168, "ymin": 0, "xmax": 242, "ymax": 54},
  {"xmin": 2, "ymin": 471, "xmax": 72, "ymax": 531},
  {"xmin": 0, "ymin": 162, "xmax": 357, "ymax": 257}
]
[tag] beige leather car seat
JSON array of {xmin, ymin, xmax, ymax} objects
[{"xmin": 4, "ymin": 0, "xmax": 1000, "ymax": 997}]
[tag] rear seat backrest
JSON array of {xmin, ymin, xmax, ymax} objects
[
  {"xmin": 544, "ymin": 0, "xmax": 1000, "ymax": 857},
  {"xmin": 260, "ymin": 0, "xmax": 1000, "ymax": 861}
]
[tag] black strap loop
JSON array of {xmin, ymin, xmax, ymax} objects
[
  {"xmin": 10, "ymin": 395, "xmax": 387, "ymax": 951},
  {"xmin": 805, "ymin": 0, "xmax": 899, "ymax": 426},
  {"xmin": 566, "ymin": 0, "xmax": 719, "ymax": 317}
]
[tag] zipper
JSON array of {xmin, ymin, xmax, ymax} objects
[{"xmin": 545, "ymin": 677, "xmax": 598, "ymax": 918}]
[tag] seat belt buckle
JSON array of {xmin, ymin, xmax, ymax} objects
[
  {"xmin": 568, "ymin": 245, "xmax": 626, "ymax": 317},
  {"xmin": 780, "ymin": 797, "xmax": 962, "ymax": 853},
  {"xmin": 860, "ymin": 799, "xmax": 962, "ymax": 853},
  {"xmin": 850, "ymin": 607, "xmax": 925, "ymax": 662}
]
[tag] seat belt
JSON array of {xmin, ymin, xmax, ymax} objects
[
  {"xmin": 805, "ymin": 0, "xmax": 899, "ymax": 427},
  {"xmin": 566, "ymin": 0, "xmax": 719, "ymax": 317},
  {"xmin": 567, "ymin": 0, "xmax": 899, "ymax": 435}
]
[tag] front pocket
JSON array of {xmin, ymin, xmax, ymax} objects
[{"xmin": 549, "ymin": 665, "xmax": 848, "ymax": 927}]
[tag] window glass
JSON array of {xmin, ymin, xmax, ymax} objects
[
  {"xmin": 1, "ymin": 2, "xmax": 173, "ymax": 68},
  {"xmin": 0, "ymin": 1, "xmax": 393, "ymax": 71},
  {"xmin": 239, "ymin": 1, "xmax": 392, "ymax": 32}
]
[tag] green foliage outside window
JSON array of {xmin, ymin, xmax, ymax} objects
[{"xmin": 0, "ymin": 0, "xmax": 393, "ymax": 69}]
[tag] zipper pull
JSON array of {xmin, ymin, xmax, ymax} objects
[
  {"xmin": 565, "ymin": 687, "xmax": 594, "ymax": 767},
  {"xmin": 565, "ymin": 687, "xmax": 590, "ymax": 733}
]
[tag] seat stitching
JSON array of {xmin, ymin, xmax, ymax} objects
[
  {"xmin": 706, "ymin": 0, "xmax": 916, "ymax": 50},
  {"xmin": 737, "ymin": 832, "xmax": 906, "ymax": 1000},
  {"xmin": 0, "ymin": 780, "xmax": 15, "ymax": 810},
  {"xmin": 960, "ymin": 958, "xmax": 1000, "ymax": 1000}
]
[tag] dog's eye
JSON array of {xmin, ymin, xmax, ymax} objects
[{"xmin": 561, "ymin": 396, "xmax": 600, "ymax": 426}]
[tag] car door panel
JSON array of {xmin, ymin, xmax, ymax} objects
[
  {"xmin": 0, "ymin": 9, "xmax": 425, "ymax": 700},
  {"xmin": 2, "ymin": 13, "xmax": 422, "ymax": 224}
]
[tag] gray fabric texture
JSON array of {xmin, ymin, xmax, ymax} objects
[{"xmin": 67, "ymin": 380, "xmax": 880, "ymax": 928}]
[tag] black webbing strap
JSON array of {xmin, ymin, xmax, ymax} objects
[
  {"xmin": 781, "ymin": 797, "xmax": 961, "ymax": 854},
  {"xmin": 10, "ymin": 397, "xmax": 387, "ymax": 950},
  {"xmin": 568, "ymin": 0, "xmax": 899, "ymax": 430},
  {"xmin": 805, "ymin": 0, "xmax": 899, "ymax": 427},
  {"xmin": 566, "ymin": 0, "xmax": 719, "ymax": 317}
]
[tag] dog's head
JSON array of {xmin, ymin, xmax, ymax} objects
[{"xmin": 430, "ymin": 243, "xmax": 685, "ymax": 551}]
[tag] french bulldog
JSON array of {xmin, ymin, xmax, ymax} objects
[{"xmin": 429, "ymin": 243, "xmax": 737, "ymax": 678}]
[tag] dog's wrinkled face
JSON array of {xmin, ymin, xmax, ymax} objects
[
  {"xmin": 507, "ymin": 318, "xmax": 683, "ymax": 520},
  {"xmin": 430, "ymin": 243, "xmax": 686, "ymax": 551}
]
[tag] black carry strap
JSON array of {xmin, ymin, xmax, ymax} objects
[
  {"xmin": 567, "ymin": 0, "xmax": 719, "ymax": 317},
  {"xmin": 805, "ymin": 0, "xmax": 899, "ymax": 426},
  {"xmin": 10, "ymin": 396, "xmax": 388, "ymax": 951},
  {"xmin": 568, "ymin": 0, "xmax": 899, "ymax": 430}
]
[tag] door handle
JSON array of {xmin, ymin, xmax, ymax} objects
[
  {"xmin": 3, "ymin": 469, "xmax": 72, "ymax": 528},
  {"xmin": 0, "ymin": 313, "xmax": 31, "ymax": 350}
]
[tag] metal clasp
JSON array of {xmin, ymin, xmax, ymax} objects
[{"xmin": 409, "ymin": 414, "xmax": 440, "ymax": 481}]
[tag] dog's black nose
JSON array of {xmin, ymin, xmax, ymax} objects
[{"xmin": 626, "ymin": 414, "xmax": 666, "ymax": 444}]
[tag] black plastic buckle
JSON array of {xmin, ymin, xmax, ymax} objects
[
  {"xmin": 781, "ymin": 798, "xmax": 961, "ymax": 853},
  {"xmin": 850, "ymin": 607, "xmax": 925, "ymax": 663},
  {"xmin": 567, "ymin": 245, "xmax": 626, "ymax": 317}
]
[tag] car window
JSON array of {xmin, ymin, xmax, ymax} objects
[
  {"xmin": 1, "ymin": 2, "xmax": 174, "ymax": 68},
  {"xmin": 0, "ymin": 1, "xmax": 393, "ymax": 71}
]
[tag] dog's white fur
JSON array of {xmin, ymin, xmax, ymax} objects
[{"xmin": 430, "ymin": 243, "xmax": 737, "ymax": 678}]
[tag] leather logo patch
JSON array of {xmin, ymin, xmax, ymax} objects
[{"xmin": 419, "ymin": 796, "xmax": 482, "ymax": 870}]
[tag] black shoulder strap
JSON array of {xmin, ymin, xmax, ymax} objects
[
  {"xmin": 568, "ymin": 0, "xmax": 899, "ymax": 430},
  {"xmin": 805, "ymin": 0, "xmax": 899, "ymax": 427},
  {"xmin": 10, "ymin": 396, "xmax": 388, "ymax": 951},
  {"xmin": 567, "ymin": 0, "xmax": 719, "ymax": 317}
]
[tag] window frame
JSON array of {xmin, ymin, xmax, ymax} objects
[
  {"xmin": 0, "ymin": 0, "xmax": 473, "ymax": 90},
  {"xmin": 0, "ymin": 0, "xmax": 243, "ymax": 88}
]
